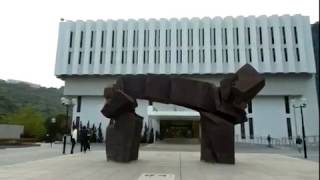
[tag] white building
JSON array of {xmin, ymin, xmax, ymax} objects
[{"xmin": 55, "ymin": 15, "xmax": 318, "ymax": 143}]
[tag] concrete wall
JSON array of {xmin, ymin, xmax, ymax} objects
[
  {"xmin": 0, "ymin": 125, "xmax": 24, "ymax": 139},
  {"xmin": 55, "ymin": 15, "xmax": 316, "ymax": 76}
]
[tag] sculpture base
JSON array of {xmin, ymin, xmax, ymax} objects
[
  {"xmin": 105, "ymin": 112, "xmax": 143, "ymax": 162},
  {"xmin": 200, "ymin": 112, "xmax": 235, "ymax": 164}
]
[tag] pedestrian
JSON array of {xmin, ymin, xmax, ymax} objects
[
  {"xmin": 296, "ymin": 136, "xmax": 303, "ymax": 153},
  {"xmin": 70, "ymin": 126, "xmax": 77, "ymax": 154},
  {"xmin": 267, "ymin": 134, "xmax": 272, "ymax": 147},
  {"xmin": 79, "ymin": 126, "xmax": 84, "ymax": 152},
  {"xmin": 87, "ymin": 128, "xmax": 91, "ymax": 151},
  {"xmin": 80, "ymin": 126, "xmax": 89, "ymax": 153},
  {"xmin": 148, "ymin": 128, "xmax": 154, "ymax": 143}
]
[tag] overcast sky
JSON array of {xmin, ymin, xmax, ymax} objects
[{"xmin": 0, "ymin": 0, "xmax": 318, "ymax": 88}]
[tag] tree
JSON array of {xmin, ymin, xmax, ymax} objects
[
  {"xmin": 91, "ymin": 123, "xmax": 97, "ymax": 143},
  {"xmin": 97, "ymin": 122, "xmax": 104, "ymax": 143},
  {"xmin": 44, "ymin": 114, "xmax": 68, "ymax": 141},
  {"xmin": 2, "ymin": 106, "xmax": 46, "ymax": 139}
]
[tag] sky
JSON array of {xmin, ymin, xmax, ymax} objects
[{"xmin": 0, "ymin": 0, "xmax": 318, "ymax": 88}]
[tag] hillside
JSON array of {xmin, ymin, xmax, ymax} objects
[{"xmin": 0, "ymin": 79, "xmax": 64, "ymax": 119}]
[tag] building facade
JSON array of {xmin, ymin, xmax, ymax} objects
[{"xmin": 55, "ymin": 15, "xmax": 318, "ymax": 143}]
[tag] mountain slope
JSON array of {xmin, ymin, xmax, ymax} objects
[{"xmin": 0, "ymin": 79, "xmax": 64, "ymax": 118}]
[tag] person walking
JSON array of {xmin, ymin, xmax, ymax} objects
[
  {"xmin": 70, "ymin": 126, "xmax": 77, "ymax": 154},
  {"xmin": 267, "ymin": 134, "xmax": 272, "ymax": 148},
  {"xmin": 296, "ymin": 136, "xmax": 303, "ymax": 153},
  {"xmin": 87, "ymin": 128, "xmax": 91, "ymax": 151},
  {"xmin": 80, "ymin": 126, "xmax": 89, "ymax": 153},
  {"xmin": 79, "ymin": 126, "xmax": 84, "ymax": 152}
]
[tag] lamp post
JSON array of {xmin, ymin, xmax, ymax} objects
[
  {"xmin": 50, "ymin": 117, "xmax": 56, "ymax": 148},
  {"xmin": 292, "ymin": 97, "xmax": 307, "ymax": 159},
  {"xmin": 290, "ymin": 99, "xmax": 298, "ymax": 138},
  {"xmin": 61, "ymin": 97, "xmax": 71, "ymax": 154}
]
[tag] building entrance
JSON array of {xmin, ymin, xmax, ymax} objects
[{"xmin": 160, "ymin": 120, "xmax": 199, "ymax": 139}]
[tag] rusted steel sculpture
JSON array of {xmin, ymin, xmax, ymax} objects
[{"xmin": 101, "ymin": 64, "xmax": 265, "ymax": 164}]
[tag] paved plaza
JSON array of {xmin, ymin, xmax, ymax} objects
[
  {"xmin": 0, "ymin": 143, "xmax": 318, "ymax": 179},
  {"xmin": 0, "ymin": 143, "xmax": 318, "ymax": 166},
  {"xmin": 0, "ymin": 150, "xmax": 318, "ymax": 180}
]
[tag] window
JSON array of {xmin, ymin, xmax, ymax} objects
[
  {"xmin": 158, "ymin": 50, "xmax": 160, "ymax": 64},
  {"xmin": 176, "ymin": 29, "xmax": 179, "ymax": 47},
  {"xmin": 201, "ymin": 49, "xmax": 205, "ymax": 63},
  {"xmin": 188, "ymin": 29, "xmax": 191, "ymax": 46},
  {"xmin": 259, "ymin": 27, "xmax": 262, "ymax": 45},
  {"xmin": 296, "ymin": 48, "xmax": 300, "ymax": 62},
  {"xmin": 213, "ymin": 28, "xmax": 216, "ymax": 46},
  {"xmin": 90, "ymin": 31, "xmax": 94, "ymax": 48},
  {"xmin": 287, "ymin": 118, "xmax": 292, "ymax": 139},
  {"xmin": 241, "ymin": 123, "xmax": 246, "ymax": 139},
  {"xmin": 284, "ymin": 48, "xmax": 288, "ymax": 62},
  {"xmin": 214, "ymin": 49, "xmax": 216, "ymax": 62},
  {"xmin": 144, "ymin": 51, "xmax": 147, "ymax": 64},
  {"xmin": 112, "ymin": 30, "xmax": 115, "ymax": 48},
  {"xmin": 133, "ymin": 51, "xmax": 136, "ymax": 64},
  {"xmin": 122, "ymin": 30, "xmax": 126, "ymax": 48},
  {"xmin": 101, "ymin": 31, "xmax": 104, "ymax": 48},
  {"xmin": 110, "ymin": 51, "xmax": 114, "ymax": 64},
  {"xmin": 248, "ymin": 101, "xmax": 252, "ymax": 113},
  {"xmin": 180, "ymin": 50, "xmax": 182, "ymax": 64},
  {"xmin": 282, "ymin": 27, "xmax": 286, "ymax": 44},
  {"xmin": 144, "ymin": 30, "xmax": 147, "ymax": 47},
  {"xmin": 100, "ymin": 51, "xmax": 103, "ymax": 64},
  {"xmin": 272, "ymin": 48, "xmax": 276, "ymax": 62},
  {"xmin": 89, "ymin": 51, "xmax": 92, "ymax": 64},
  {"xmin": 78, "ymin": 52, "xmax": 82, "ymax": 64},
  {"xmin": 293, "ymin": 26, "xmax": 298, "ymax": 44},
  {"xmin": 121, "ymin": 51, "xmax": 125, "ymax": 64},
  {"xmin": 248, "ymin": 49, "xmax": 252, "ymax": 62},
  {"xmin": 260, "ymin": 48, "xmax": 264, "ymax": 62},
  {"xmin": 76, "ymin": 96, "xmax": 81, "ymax": 112},
  {"xmin": 68, "ymin": 52, "xmax": 72, "ymax": 64},
  {"xmin": 236, "ymin": 28, "xmax": 239, "ymax": 45},
  {"xmin": 191, "ymin": 50, "xmax": 194, "ymax": 63},
  {"xmin": 270, "ymin": 27, "xmax": 274, "ymax": 44},
  {"xmin": 225, "ymin": 49, "xmax": 228, "ymax": 63},
  {"xmin": 249, "ymin": 118, "xmax": 254, "ymax": 139},
  {"xmin": 284, "ymin": 96, "xmax": 290, "ymax": 113},
  {"xmin": 69, "ymin": 31, "xmax": 73, "ymax": 48},
  {"xmin": 237, "ymin": 49, "xmax": 240, "ymax": 62},
  {"xmin": 180, "ymin": 29, "xmax": 183, "ymax": 47},
  {"xmin": 80, "ymin": 31, "xmax": 84, "ymax": 48},
  {"xmin": 247, "ymin": 27, "xmax": 251, "ymax": 45},
  {"xmin": 202, "ymin": 28, "xmax": 204, "ymax": 46},
  {"xmin": 225, "ymin": 28, "xmax": 228, "ymax": 45},
  {"xmin": 176, "ymin": 50, "xmax": 179, "ymax": 64},
  {"xmin": 146, "ymin": 50, "xmax": 150, "ymax": 64}
]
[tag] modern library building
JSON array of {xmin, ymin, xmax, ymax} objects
[{"xmin": 55, "ymin": 15, "xmax": 318, "ymax": 143}]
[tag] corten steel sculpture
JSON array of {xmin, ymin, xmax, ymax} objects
[{"xmin": 101, "ymin": 64, "xmax": 265, "ymax": 164}]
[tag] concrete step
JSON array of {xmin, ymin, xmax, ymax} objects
[{"xmin": 159, "ymin": 138, "xmax": 200, "ymax": 144}]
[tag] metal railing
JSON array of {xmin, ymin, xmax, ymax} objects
[{"xmin": 234, "ymin": 135, "xmax": 319, "ymax": 146}]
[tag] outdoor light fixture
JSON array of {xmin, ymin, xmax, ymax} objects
[
  {"xmin": 60, "ymin": 97, "xmax": 71, "ymax": 155},
  {"xmin": 292, "ymin": 97, "xmax": 308, "ymax": 159}
]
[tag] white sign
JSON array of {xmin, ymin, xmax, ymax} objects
[{"xmin": 138, "ymin": 173, "xmax": 175, "ymax": 180}]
